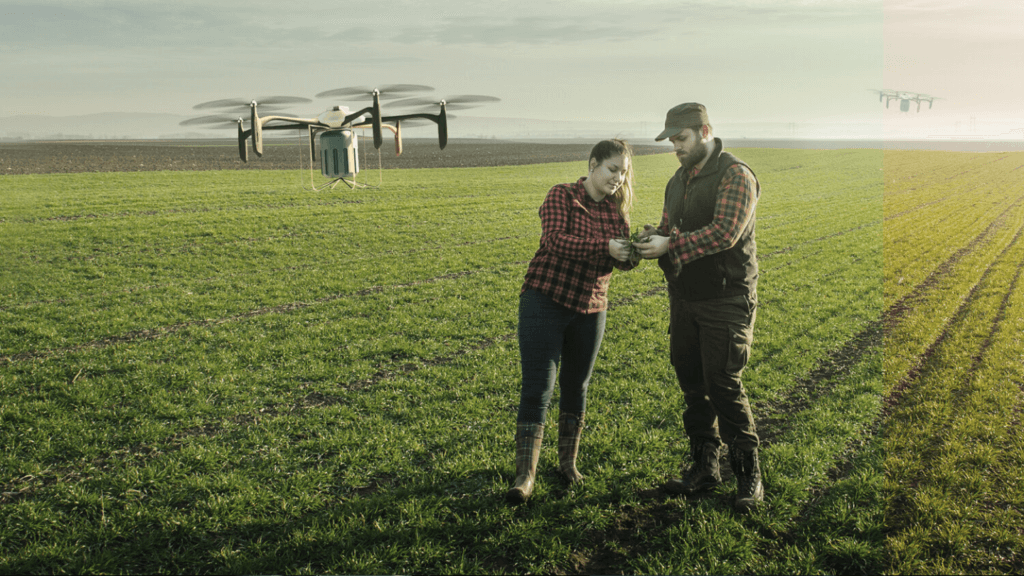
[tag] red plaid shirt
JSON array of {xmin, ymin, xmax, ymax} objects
[
  {"xmin": 658, "ymin": 163, "xmax": 757, "ymax": 270},
  {"xmin": 522, "ymin": 178, "xmax": 635, "ymax": 313}
]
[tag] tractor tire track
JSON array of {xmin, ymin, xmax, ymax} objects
[
  {"xmin": 884, "ymin": 217, "xmax": 1024, "ymax": 416},
  {"xmin": 3, "ymin": 217, "xmax": 867, "ymax": 363},
  {"xmin": 883, "ymin": 182, "xmax": 994, "ymax": 222},
  {"xmin": 883, "ymin": 154, "xmax": 1013, "ymax": 201},
  {"xmin": 729, "ymin": 324, "xmax": 886, "ymax": 572},
  {"xmin": 0, "ymin": 235, "xmax": 530, "ymax": 312},
  {"xmin": 2, "ymin": 219, "xmax": 878, "ymax": 500},
  {"xmin": 11, "ymin": 198, "xmax": 368, "ymax": 225},
  {"xmin": 883, "ymin": 195, "xmax": 1024, "ymax": 334},
  {"xmin": 758, "ymin": 319, "xmax": 882, "ymax": 446},
  {"xmin": 2, "ymin": 281, "xmax": 674, "ymax": 502},
  {"xmin": 881, "ymin": 238, "xmax": 1024, "ymax": 565},
  {"xmin": 957, "ymin": 247, "xmax": 1024, "ymax": 398},
  {"xmin": 0, "ymin": 262, "xmax": 530, "ymax": 364},
  {"xmin": 884, "ymin": 229, "xmax": 1024, "ymax": 457},
  {"xmin": 759, "ymin": 220, "xmax": 879, "ymax": 260},
  {"xmin": 581, "ymin": 318, "xmax": 884, "ymax": 574}
]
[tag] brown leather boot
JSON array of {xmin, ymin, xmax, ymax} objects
[
  {"xmin": 506, "ymin": 422, "xmax": 544, "ymax": 504},
  {"xmin": 557, "ymin": 412, "xmax": 585, "ymax": 484}
]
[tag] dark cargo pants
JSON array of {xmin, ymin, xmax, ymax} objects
[{"xmin": 669, "ymin": 292, "xmax": 759, "ymax": 452}]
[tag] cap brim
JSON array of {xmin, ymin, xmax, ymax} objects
[{"xmin": 655, "ymin": 126, "xmax": 683, "ymax": 142}]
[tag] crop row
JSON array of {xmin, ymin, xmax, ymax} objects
[
  {"xmin": 885, "ymin": 173, "xmax": 1024, "ymax": 307},
  {"xmin": 883, "ymin": 150, "xmax": 1024, "ymax": 574}
]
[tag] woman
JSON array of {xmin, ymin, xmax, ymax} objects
[{"xmin": 508, "ymin": 139, "xmax": 637, "ymax": 504}]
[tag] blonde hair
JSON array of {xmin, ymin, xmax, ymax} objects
[{"xmin": 589, "ymin": 139, "xmax": 635, "ymax": 220}]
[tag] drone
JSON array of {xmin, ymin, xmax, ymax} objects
[
  {"xmin": 870, "ymin": 89, "xmax": 941, "ymax": 113},
  {"xmin": 180, "ymin": 84, "xmax": 499, "ymax": 186}
]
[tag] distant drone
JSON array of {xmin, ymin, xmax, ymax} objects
[
  {"xmin": 870, "ymin": 89, "xmax": 941, "ymax": 113},
  {"xmin": 180, "ymin": 84, "xmax": 499, "ymax": 186}
]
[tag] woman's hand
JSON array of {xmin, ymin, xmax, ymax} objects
[{"xmin": 609, "ymin": 238, "xmax": 631, "ymax": 262}]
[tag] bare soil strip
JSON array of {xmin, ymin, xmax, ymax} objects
[{"xmin": 0, "ymin": 139, "xmax": 672, "ymax": 174}]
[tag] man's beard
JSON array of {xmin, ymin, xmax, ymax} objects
[{"xmin": 677, "ymin": 143, "xmax": 705, "ymax": 169}]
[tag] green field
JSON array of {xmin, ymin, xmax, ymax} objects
[
  {"xmin": 883, "ymin": 150, "xmax": 1024, "ymax": 574},
  {"xmin": 2, "ymin": 149, "xmax": 885, "ymax": 573}
]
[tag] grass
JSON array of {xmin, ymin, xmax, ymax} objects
[
  {"xmin": 883, "ymin": 150, "xmax": 1024, "ymax": 575},
  {"xmin": 1, "ymin": 149, "xmax": 883, "ymax": 573}
]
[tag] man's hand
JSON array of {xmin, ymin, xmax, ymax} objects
[
  {"xmin": 609, "ymin": 238, "xmax": 631, "ymax": 262},
  {"xmin": 634, "ymin": 234, "xmax": 669, "ymax": 259},
  {"xmin": 636, "ymin": 224, "xmax": 661, "ymax": 240}
]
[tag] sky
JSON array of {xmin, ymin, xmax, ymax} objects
[
  {"xmin": 0, "ymin": 0, "xmax": 1020, "ymax": 140},
  {"xmin": 883, "ymin": 0, "xmax": 1024, "ymax": 139}
]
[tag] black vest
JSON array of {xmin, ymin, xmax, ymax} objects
[{"xmin": 658, "ymin": 138, "xmax": 759, "ymax": 301}]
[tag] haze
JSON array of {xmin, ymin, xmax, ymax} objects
[{"xmin": 1, "ymin": 0, "xmax": 1020, "ymax": 140}]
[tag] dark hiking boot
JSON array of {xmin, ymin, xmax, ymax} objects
[
  {"xmin": 557, "ymin": 412, "xmax": 585, "ymax": 484},
  {"xmin": 506, "ymin": 423, "xmax": 544, "ymax": 504},
  {"xmin": 665, "ymin": 442, "xmax": 722, "ymax": 495},
  {"xmin": 730, "ymin": 447, "xmax": 764, "ymax": 512}
]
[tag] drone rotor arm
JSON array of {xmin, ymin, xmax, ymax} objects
[
  {"xmin": 438, "ymin": 104, "xmax": 448, "ymax": 150},
  {"xmin": 256, "ymin": 115, "xmax": 321, "ymax": 129},
  {"xmin": 372, "ymin": 93, "xmax": 383, "ymax": 150},
  {"xmin": 381, "ymin": 111, "xmax": 441, "ymax": 124},
  {"xmin": 251, "ymin": 104, "xmax": 262, "ymax": 157},
  {"xmin": 238, "ymin": 121, "xmax": 249, "ymax": 163}
]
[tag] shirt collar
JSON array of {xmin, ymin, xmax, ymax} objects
[{"xmin": 575, "ymin": 176, "xmax": 607, "ymax": 204}]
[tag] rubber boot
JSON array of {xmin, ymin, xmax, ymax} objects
[
  {"xmin": 730, "ymin": 446, "xmax": 764, "ymax": 512},
  {"xmin": 506, "ymin": 422, "xmax": 544, "ymax": 504},
  {"xmin": 665, "ymin": 441, "xmax": 722, "ymax": 495},
  {"xmin": 557, "ymin": 412, "xmax": 585, "ymax": 484}
]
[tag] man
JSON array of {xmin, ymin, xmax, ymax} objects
[{"xmin": 633, "ymin": 102, "xmax": 763, "ymax": 512}]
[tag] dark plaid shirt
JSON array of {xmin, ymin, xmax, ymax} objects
[
  {"xmin": 658, "ymin": 163, "xmax": 757, "ymax": 270},
  {"xmin": 522, "ymin": 178, "xmax": 634, "ymax": 313}
]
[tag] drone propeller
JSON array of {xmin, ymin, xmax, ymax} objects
[
  {"xmin": 315, "ymin": 84, "xmax": 434, "ymax": 101},
  {"xmin": 391, "ymin": 94, "xmax": 500, "ymax": 111},
  {"xmin": 390, "ymin": 114, "xmax": 456, "ymax": 127},
  {"xmin": 192, "ymin": 96, "xmax": 312, "ymax": 112},
  {"xmin": 179, "ymin": 114, "xmax": 243, "ymax": 128}
]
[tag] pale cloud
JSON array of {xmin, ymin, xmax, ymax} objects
[{"xmin": 1, "ymin": 0, "xmax": 884, "ymax": 133}]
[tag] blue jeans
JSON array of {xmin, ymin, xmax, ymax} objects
[{"xmin": 516, "ymin": 289, "xmax": 607, "ymax": 424}]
